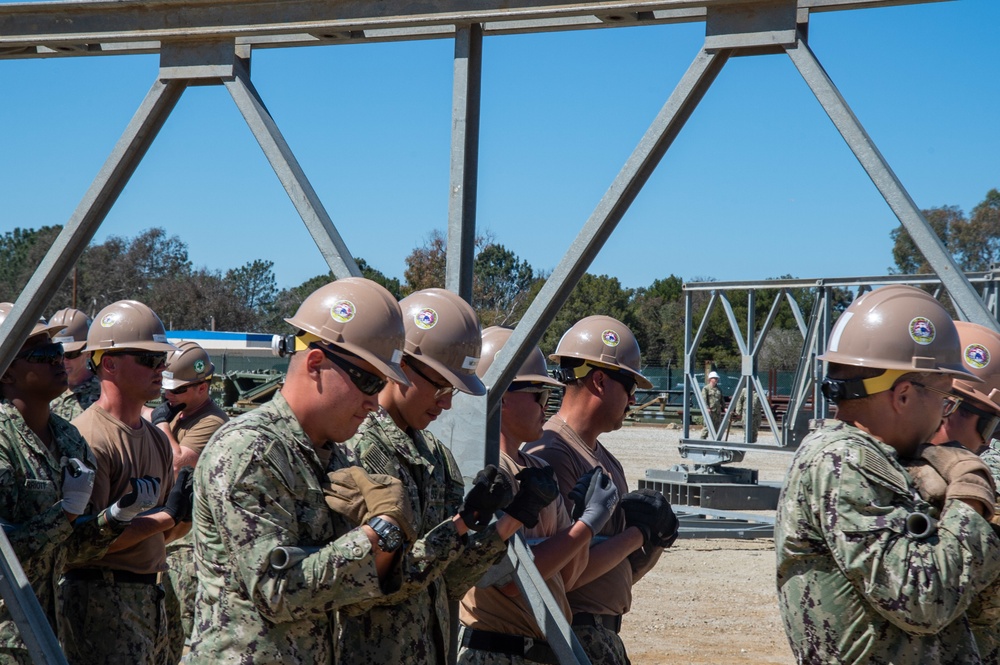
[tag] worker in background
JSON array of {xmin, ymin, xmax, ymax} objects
[
  {"xmin": 48, "ymin": 308, "xmax": 100, "ymax": 421},
  {"xmin": 148, "ymin": 341, "xmax": 229, "ymax": 663},
  {"xmin": 526, "ymin": 315, "xmax": 678, "ymax": 665}
]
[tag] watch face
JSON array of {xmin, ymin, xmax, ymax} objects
[
  {"xmin": 380, "ymin": 527, "xmax": 403, "ymax": 552},
  {"xmin": 370, "ymin": 517, "xmax": 404, "ymax": 553}
]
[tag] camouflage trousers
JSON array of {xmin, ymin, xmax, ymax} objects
[
  {"xmin": 573, "ymin": 624, "xmax": 631, "ymax": 665},
  {"xmin": 164, "ymin": 545, "xmax": 196, "ymax": 664},
  {"xmin": 0, "ymin": 645, "xmax": 33, "ymax": 665},
  {"xmin": 59, "ymin": 575, "xmax": 170, "ymax": 665}
]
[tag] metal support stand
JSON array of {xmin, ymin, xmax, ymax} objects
[{"xmin": 0, "ymin": 529, "xmax": 68, "ymax": 665}]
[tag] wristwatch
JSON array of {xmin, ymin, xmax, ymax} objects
[{"xmin": 367, "ymin": 516, "xmax": 404, "ymax": 553}]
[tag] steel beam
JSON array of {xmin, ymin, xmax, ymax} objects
[
  {"xmin": 445, "ymin": 24, "xmax": 483, "ymax": 302},
  {"xmin": 481, "ymin": 46, "xmax": 730, "ymax": 426},
  {"xmin": 785, "ymin": 36, "xmax": 998, "ymax": 332},
  {"xmin": 0, "ymin": 0, "xmax": 948, "ymax": 59},
  {"xmin": 225, "ymin": 57, "xmax": 360, "ymax": 278},
  {"xmin": 0, "ymin": 77, "xmax": 186, "ymax": 377},
  {"xmin": 0, "ymin": 529, "xmax": 68, "ymax": 665}
]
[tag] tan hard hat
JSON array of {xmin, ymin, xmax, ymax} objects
[
  {"xmin": 400, "ymin": 288, "xmax": 485, "ymax": 396},
  {"xmin": 0, "ymin": 302, "xmax": 66, "ymax": 342},
  {"xmin": 162, "ymin": 341, "xmax": 215, "ymax": 390},
  {"xmin": 951, "ymin": 321, "xmax": 1000, "ymax": 415},
  {"xmin": 84, "ymin": 300, "xmax": 175, "ymax": 353},
  {"xmin": 48, "ymin": 308, "xmax": 92, "ymax": 353},
  {"xmin": 285, "ymin": 277, "xmax": 408, "ymax": 386},
  {"xmin": 477, "ymin": 326, "xmax": 563, "ymax": 388},
  {"xmin": 818, "ymin": 285, "xmax": 976, "ymax": 379},
  {"xmin": 549, "ymin": 315, "xmax": 652, "ymax": 390}
]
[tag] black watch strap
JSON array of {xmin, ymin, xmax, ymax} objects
[{"xmin": 367, "ymin": 516, "xmax": 404, "ymax": 553}]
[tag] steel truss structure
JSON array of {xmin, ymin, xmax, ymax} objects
[
  {"xmin": 682, "ymin": 270, "xmax": 1000, "ymax": 452},
  {"xmin": 0, "ymin": 0, "xmax": 988, "ymax": 663}
]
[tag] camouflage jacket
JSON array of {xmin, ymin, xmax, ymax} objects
[
  {"xmin": 0, "ymin": 401, "xmax": 124, "ymax": 654},
  {"xmin": 49, "ymin": 375, "xmax": 100, "ymax": 422},
  {"xmin": 186, "ymin": 391, "xmax": 384, "ymax": 665},
  {"xmin": 701, "ymin": 384, "xmax": 723, "ymax": 419},
  {"xmin": 336, "ymin": 408, "xmax": 507, "ymax": 665},
  {"xmin": 980, "ymin": 441, "xmax": 1000, "ymax": 492},
  {"xmin": 775, "ymin": 420, "xmax": 1000, "ymax": 664}
]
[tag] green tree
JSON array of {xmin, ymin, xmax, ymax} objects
[
  {"xmin": 539, "ymin": 273, "xmax": 635, "ymax": 355},
  {"xmin": 226, "ymin": 259, "xmax": 278, "ymax": 313},
  {"xmin": 0, "ymin": 225, "xmax": 63, "ymax": 302},
  {"xmin": 473, "ymin": 243, "xmax": 535, "ymax": 327},
  {"xmin": 403, "ymin": 230, "xmax": 447, "ymax": 293},
  {"xmin": 889, "ymin": 206, "xmax": 961, "ymax": 274}
]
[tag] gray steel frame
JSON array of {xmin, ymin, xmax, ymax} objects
[
  {"xmin": 0, "ymin": 0, "xmax": 980, "ymax": 662},
  {"xmin": 682, "ymin": 270, "xmax": 1000, "ymax": 450}
]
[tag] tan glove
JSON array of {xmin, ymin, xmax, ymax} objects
[
  {"xmin": 916, "ymin": 442, "xmax": 997, "ymax": 520},
  {"xmin": 325, "ymin": 467, "xmax": 417, "ymax": 543},
  {"xmin": 903, "ymin": 459, "xmax": 948, "ymax": 506}
]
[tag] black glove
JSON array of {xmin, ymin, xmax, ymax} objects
[
  {"xmin": 504, "ymin": 466, "xmax": 560, "ymax": 528},
  {"xmin": 620, "ymin": 489, "xmax": 679, "ymax": 548},
  {"xmin": 567, "ymin": 466, "xmax": 602, "ymax": 520},
  {"xmin": 460, "ymin": 465, "xmax": 513, "ymax": 531},
  {"xmin": 162, "ymin": 466, "xmax": 195, "ymax": 524},
  {"xmin": 150, "ymin": 401, "xmax": 186, "ymax": 426}
]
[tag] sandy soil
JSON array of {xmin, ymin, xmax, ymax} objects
[{"xmin": 599, "ymin": 424, "xmax": 796, "ymax": 665}]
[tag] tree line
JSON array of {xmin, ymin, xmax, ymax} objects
[{"xmin": 2, "ymin": 187, "xmax": 995, "ymax": 372}]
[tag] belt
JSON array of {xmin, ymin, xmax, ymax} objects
[
  {"xmin": 65, "ymin": 568, "xmax": 160, "ymax": 585},
  {"xmin": 572, "ymin": 612, "xmax": 623, "ymax": 634},
  {"xmin": 461, "ymin": 628, "xmax": 559, "ymax": 665}
]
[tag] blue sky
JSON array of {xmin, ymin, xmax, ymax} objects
[{"xmin": 1, "ymin": 0, "xmax": 997, "ymax": 292}]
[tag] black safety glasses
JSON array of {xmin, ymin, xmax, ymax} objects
[
  {"xmin": 166, "ymin": 380, "xmax": 207, "ymax": 395},
  {"xmin": 310, "ymin": 343, "xmax": 386, "ymax": 396},
  {"xmin": 105, "ymin": 351, "xmax": 168, "ymax": 370},
  {"xmin": 15, "ymin": 343, "xmax": 64, "ymax": 365},
  {"xmin": 407, "ymin": 359, "xmax": 459, "ymax": 399},
  {"xmin": 591, "ymin": 365, "xmax": 637, "ymax": 397}
]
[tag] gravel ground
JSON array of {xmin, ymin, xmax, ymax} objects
[{"xmin": 598, "ymin": 423, "xmax": 796, "ymax": 665}]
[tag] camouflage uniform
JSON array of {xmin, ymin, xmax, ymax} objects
[
  {"xmin": 980, "ymin": 441, "xmax": 1000, "ymax": 490},
  {"xmin": 733, "ymin": 388, "xmax": 762, "ymax": 442},
  {"xmin": 163, "ymin": 400, "xmax": 229, "ymax": 663},
  {"xmin": 699, "ymin": 383, "xmax": 724, "ymax": 439},
  {"xmin": 49, "ymin": 375, "xmax": 100, "ymax": 422},
  {"xmin": 775, "ymin": 420, "xmax": 1000, "ymax": 663},
  {"xmin": 336, "ymin": 407, "xmax": 508, "ymax": 665},
  {"xmin": 185, "ymin": 392, "xmax": 385, "ymax": 665},
  {"xmin": 0, "ymin": 401, "xmax": 125, "ymax": 664}
]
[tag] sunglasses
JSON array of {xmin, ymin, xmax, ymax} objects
[
  {"xmin": 909, "ymin": 381, "xmax": 962, "ymax": 417},
  {"xmin": 64, "ymin": 350, "xmax": 84, "ymax": 361},
  {"xmin": 105, "ymin": 351, "xmax": 168, "ymax": 370},
  {"xmin": 166, "ymin": 380, "xmax": 207, "ymax": 395},
  {"xmin": 407, "ymin": 359, "xmax": 459, "ymax": 399},
  {"xmin": 15, "ymin": 343, "xmax": 65, "ymax": 365},
  {"xmin": 310, "ymin": 343, "xmax": 386, "ymax": 396},
  {"xmin": 591, "ymin": 365, "xmax": 637, "ymax": 397},
  {"xmin": 509, "ymin": 382, "xmax": 551, "ymax": 409}
]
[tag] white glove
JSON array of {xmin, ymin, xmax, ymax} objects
[
  {"xmin": 61, "ymin": 457, "xmax": 96, "ymax": 515},
  {"xmin": 108, "ymin": 476, "xmax": 161, "ymax": 524}
]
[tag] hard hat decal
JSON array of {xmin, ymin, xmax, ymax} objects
[
  {"xmin": 965, "ymin": 343, "xmax": 991, "ymax": 369},
  {"xmin": 194, "ymin": 360, "xmax": 206, "ymax": 373},
  {"xmin": 414, "ymin": 308, "xmax": 438, "ymax": 330},
  {"xmin": 330, "ymin": 301, "xmax": 356, "ymax": 323},
  {"xmin": 909, "ymin": 317, "xmax": 936, "ymax": 346},
  {"xmin": 153, "ymin": 334, "xmax": 167, "ymax": 343},
  {"xmin": 391, "ymin": 349, "xmax": 403, "ymax": 364},
  {"xmin": 163, "ymin": 371, "xmax": 174, "ymax": 379},
  {"xmin": 601, "ymin": 330, "xmax": 620, "ymax": 347},
  {"xmin": 53, "ymin": 335, "xmax": 73, "ymax": 344},
  {"xmin": 100, "ymin": 312, "xmax": 121, "ymax": 327},
  {"xmin": 462, "ymin": 356, "xmax": 479, "ymax": 371}
]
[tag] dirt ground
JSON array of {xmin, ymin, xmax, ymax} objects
[{"xmin": 599, "ymin": 424, "xmax": 796, "ymax": 665}]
